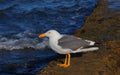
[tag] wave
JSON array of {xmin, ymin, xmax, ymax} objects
[
  {"xmin": 0, "ymin": 30, "xmax": 49, "ymax": 50},
  {"xmin": 0, "ymin": 0, "xmax": 99, "ymax": 51}
]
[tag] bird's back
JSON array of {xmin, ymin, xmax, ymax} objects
[{"xmin": 58, "ymin": 35, "xmax": 91, "ymax": 50}]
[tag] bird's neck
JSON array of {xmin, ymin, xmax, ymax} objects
[{"xmin": 49, "ymin": 34, "xmax": 62, "ymax": 42}]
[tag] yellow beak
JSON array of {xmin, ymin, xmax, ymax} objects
[{"xmin": 39, "ymin": 33, "xmax": 46, "ymax": 38}]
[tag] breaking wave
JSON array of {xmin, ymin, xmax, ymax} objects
[{"xmin": 0, "ymin": 30, "xmax": 49, "ymax": 50}]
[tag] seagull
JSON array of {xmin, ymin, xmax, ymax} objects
[{"xmin": 39, "ymin": 30, "xmax": 99, "ymax": 68}]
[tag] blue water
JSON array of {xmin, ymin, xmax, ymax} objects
[
  {"xmin": 107, "ymin": 0, "xmax": 120, "ymax": 11},
  {"xmin": 0, "ymin": 0, "xmax": 98, "ymax": 75}
]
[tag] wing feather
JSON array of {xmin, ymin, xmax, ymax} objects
[{"xmin": 58, "ymin": 35, "xmax": 90, "ymax": 50}]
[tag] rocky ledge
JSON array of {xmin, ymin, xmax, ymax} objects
[{"xmin": 36, "ymin": 0, "xmax": 120, "ymax": 75}]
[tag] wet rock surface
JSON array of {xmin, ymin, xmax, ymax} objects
[{"xmin": 36, "ymin": 0, "xmax": 120, "ymax": 75}]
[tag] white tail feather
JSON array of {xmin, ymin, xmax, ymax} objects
[
  {"xmin": 85, "ymin": 40, "xmax": 95, "ymax": 46},
  {"xmin": 72, "ymin": 47, "xmax": 99, "ymax": 53}
]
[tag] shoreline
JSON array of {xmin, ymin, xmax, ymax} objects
[{"xmin": 36, "ymin": 0, "xmax": 120, "ymax": 75}]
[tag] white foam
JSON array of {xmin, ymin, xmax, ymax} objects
[{"xmin": 0, "ymin": 30, "xmax": 49, "ymax": 50}]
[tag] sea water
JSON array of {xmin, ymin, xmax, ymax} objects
[{"xmin": 0, "ymin": 0, "xmax": 98, "ymax": 74}]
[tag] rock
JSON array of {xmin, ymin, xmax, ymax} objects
[{"xmin": 36, "ymin": 0, "xmax": 120, "ymax": 75}]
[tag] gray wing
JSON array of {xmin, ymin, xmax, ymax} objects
[{"xmin": 58, "ymin": 35, "xmax": 90, "ymax": 50}]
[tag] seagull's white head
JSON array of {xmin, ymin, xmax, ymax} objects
[{"xmin": 39, "ymin": 30, "xmax": 61, "ymax": 38}]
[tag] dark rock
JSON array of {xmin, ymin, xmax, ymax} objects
[{"xmin": 36, "ymin": 0, "xmax": 120, "ymax": 75}]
